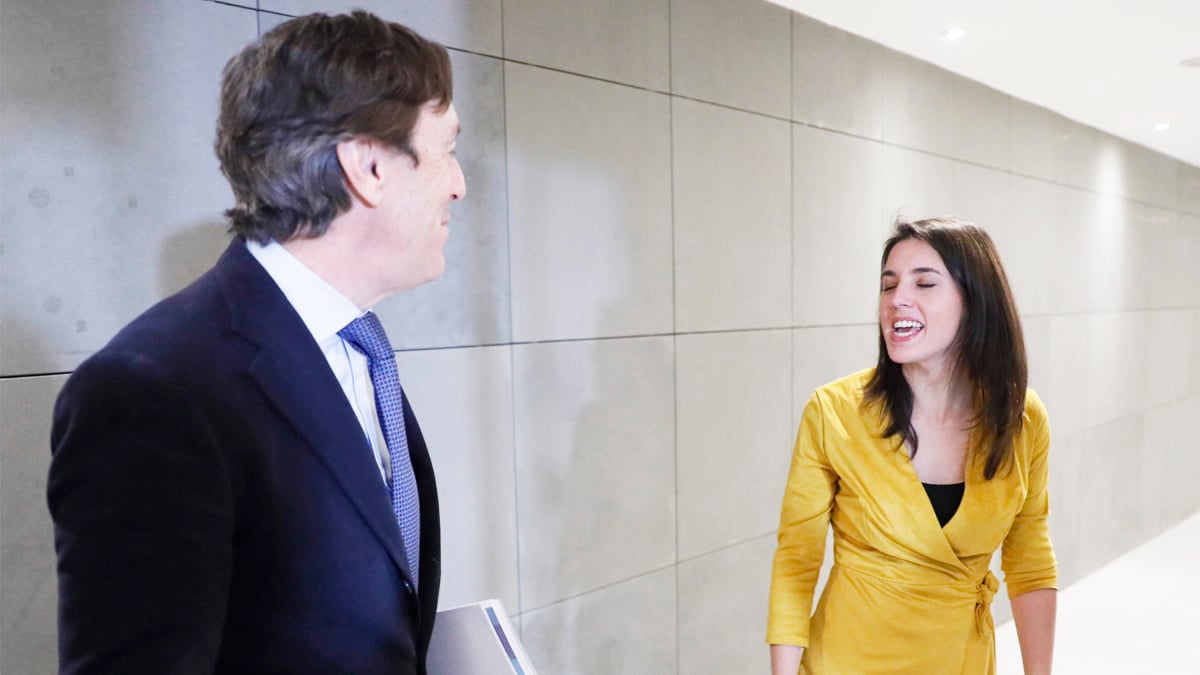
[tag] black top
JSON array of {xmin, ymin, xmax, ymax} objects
[{"xmin": 923, "ymin": 482, "xmax": 965, "ymax": 527}]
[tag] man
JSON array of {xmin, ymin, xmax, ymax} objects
[{"xmin": 47, "ymin": 11, "xmax": 464, "ymax": 674}]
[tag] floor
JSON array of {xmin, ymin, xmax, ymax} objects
[{"xmin": 995, "ymin": 511, "xmax": 1200, "ymax": 674}]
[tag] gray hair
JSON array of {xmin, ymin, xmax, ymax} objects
[{"xmin": 214, "ymin": 11, "xmax": 452, "ymax": 244}]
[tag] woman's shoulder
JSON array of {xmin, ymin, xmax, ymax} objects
[
  {"xmin": 1012, "ymin": 387, "xmax": 1051, "ymax": 460},
  {"xmin": 1022, "ymin": 387, "xmax": 1049, "ymax": 426},
  {"xmin": 810, "ymin": 367, "xmax": 875, "ymax": 409}
]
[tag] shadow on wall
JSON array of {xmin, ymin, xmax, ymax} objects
[
  {"xmin": 157, "ymin": 220, "xmax": 233, "ymax": 299},
  {"xmin": 513, "ymin": 200, "xmax": 677, "ymax": 671},
  {"xmin": 0, "ymin": 373, "xmax": 67, "ymax": 674},
  {"xmin": 1, "ymin": 2, "xmax": 256, "ymax": 674},
  {"xmin": 570, "ymin": 336, "xmax": 675, "ymax": 673},
  {"xmin": 518, "ymin": 332, "xmax": 677, "ymax": 673},
  {"xmin": 1, "ymin": 0, "xmax": 123, "ymax": 378},
  {"xmin": 0, "ymin": 0, "xmax": 248, "ymax": 378}
]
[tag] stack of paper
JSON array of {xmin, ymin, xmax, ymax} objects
[{"xmin": 427, "ymin": 598, "xmax": 538, "ymax": 675}]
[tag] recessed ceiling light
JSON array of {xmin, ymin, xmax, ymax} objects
[
  {"xmin": 1154, "ymin": 122, "xmax": 1170, "ymax": 132},
  {"xmin": 942, "ymin": 27, "xmax": 966, "ymax": 41}
]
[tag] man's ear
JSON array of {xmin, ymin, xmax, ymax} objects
[{"xmin": 336, "ymin": 138, "xmax": 384, "ymax": 208}]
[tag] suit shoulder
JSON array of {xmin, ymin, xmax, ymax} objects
[{"xmin": 85, "ymin": 264, "xmax": 239, "ymax": 383}]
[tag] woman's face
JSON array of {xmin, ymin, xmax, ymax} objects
[{"xmin": 878, "ymin": 239, "xmax": 964, "ymax": 371}]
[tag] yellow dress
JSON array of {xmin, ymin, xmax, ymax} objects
[{"xmin": 767, "ymin": 369, "xmax": 1057, "ymax": 674}]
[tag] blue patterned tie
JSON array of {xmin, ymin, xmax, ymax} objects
[{"xmin": 338, "ymin": 311, "xmax": 420, "ymax": 588}]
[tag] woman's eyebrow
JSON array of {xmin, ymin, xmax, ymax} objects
[{"xmin": 881, "ymin": 267, "xmax": 944, "ymax": 277}]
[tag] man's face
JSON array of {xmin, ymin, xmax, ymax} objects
[{"xmin": 373, "ymin": 102, "xmax": 465, "ymax": 293}]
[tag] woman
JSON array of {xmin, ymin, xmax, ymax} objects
[{"xmin": 767, "ymin": 218, "xmax": 1057, "ymax": 674}]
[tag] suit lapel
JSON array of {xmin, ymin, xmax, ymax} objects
[{"xmin": 213, "ymin": 241, "xmax": 417, "ymax": 589}]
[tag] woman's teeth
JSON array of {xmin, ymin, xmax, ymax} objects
[{"xmin": 893, "ymin": 320, "xmax": 923, "ymax": 337}]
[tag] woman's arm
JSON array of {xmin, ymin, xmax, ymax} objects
[
  {"xmin": 1011, "ymin": 587, "xmax": 1056, "ymax": 675},
  {"xmin": 770, "ymin": 644, "xmax": 803, "ymax": 675},
  {"xmin": 1002, "ymin": 393, "xmax": 1058, "ymax": 674},
  {"xmin": 767, "ymin": 395, "xmax": 836, "ymax": 666}
]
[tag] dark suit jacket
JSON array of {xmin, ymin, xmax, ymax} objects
[{"xmin": 48, "ymin": 239, "xmax": 440, "ymax": 674}]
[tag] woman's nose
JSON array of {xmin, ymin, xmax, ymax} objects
[{"xmin": 891, "ymin": 288, "xmax": 913, "ymax": 307}]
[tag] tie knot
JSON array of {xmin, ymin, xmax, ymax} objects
[{"xmin": 337, "ymin": 312, "xmax": 393, "ymax": 364}]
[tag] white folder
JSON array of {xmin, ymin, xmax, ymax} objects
[{"xmin": 427, "ymin": 598, "xmax": 538, "ymax": 675}]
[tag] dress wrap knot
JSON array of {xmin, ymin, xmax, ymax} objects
[{"xmin": 975, "ymin": 570, "xmax": 999, "ymax": 635}]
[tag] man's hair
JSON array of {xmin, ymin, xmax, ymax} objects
[
  {"xmin": 863, "ymin": 217, "xmax": 1028, "ymax": 480},
  {"xmin": 215, "ymin": 11, "xmax": 452, "ymax": 244}
]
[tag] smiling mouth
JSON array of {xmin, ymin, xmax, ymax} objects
[{"xmin": 892, "ymin": 320, "xmax": 924, "ymax": 337}]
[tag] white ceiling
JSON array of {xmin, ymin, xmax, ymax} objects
[{"xmin": 768, "ymin": 0, "xmax": 1200, "ymax": 168}]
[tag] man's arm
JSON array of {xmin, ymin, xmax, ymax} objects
[{"xmin": 48, "ymin": 352, "xmax": 233, "ymax": 674}]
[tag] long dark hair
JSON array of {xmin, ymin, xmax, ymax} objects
[{"xmin": 864, "ymin": 218, "xmax": 1027, "ymax": 480}]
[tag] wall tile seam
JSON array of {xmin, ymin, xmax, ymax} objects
[
  {"xmin": 241, "ymin": 11, "xmax": 506, "ymax": 62},
  {"xmin": 788, "ymin": 14, "xmax": 1196, "ymax": 190},
  {"xmin": 498, "ymin": 325, "xmax": 865, "ymax": 350},
  {"xmin": 393, "ymin": 306, "xmax": 1195, "ymax": 349},
  {"xmin": 9, "ymin": 57, "xmax": 1195, "ymax": 352},
  {"xmin": 8, "ymin": 301, "xmax": 1195, "ymax": 380},
  {"xmin": 1141, "ymin": 509, "xmax": 1200, "ymax": 549},
  {"xmin": 1026, "ymin": 177, "xmax": 1193, "ymax": 212},
  {"xmin": 505, "ymin": 56, "xmax": 804, "ymax": 133},
  {"xmin": 678, "ymin": 529, "xmax": 780, "ymax": 568},
  {"xmin": 667, "ymin": 2, "xmax": 679, "ymax": 665},
  {"xmin": 585, "ymin": 87, "xmax": 1196, "ymax": 212},
  {"xmin": 513, "ymin": 560, "xmax": 678, "ymax": 618},
  {"xmin": 445, "ymin": 45, "xmax": 506, "ymax": 63},
  {"xmin": 911, "ymin": 149, "xmax": 1190, "ymax": 212},
  {"xmin": 497, "ymin": 40, "xmax": 523, "ymax": 622},
  {"xmin": 8, "ymin": 6, "xmax": 1191, "ymax": 668},
  {"xmin": 252, "ymin": 8, "xmax": 293, "ymax": 20},
  {"xmin": 1019, "ymin": 306, "xmax": 1200, "ymax": 322},
  {"xmin": 502, "ymin": 57, "xmax": 673, "ymax": 98},
  {"xmin": 788, "ymin": 14, "xmax": 799, "ymax": 611},
  {"xmin": 501, "ymin": 57, "xmax": 874, "ymax": 134},
  {"xmin": 855, "ymin": 39, "xmax": 1193, "ymax": 176},
  {"xmin": 210, "ymin": 0, "xmax": 256, "ymax": 11},
  {"xmin": 0, "ymin": 372, "xmax": 73, "ymax": 382},
  {"xmin": 1049, "ymin": 396, "xmax": 1199, "ymax": 449},
  {"xmin": 202, "ymin": 3, "xmax": 1200, "ymax": 212},
  {"xmin": 497, "ymin": 0, "xmax": 506, "ymax": 59},
  {"xmin": 1053, "ymin": 508, "xmax": 1200, "ymax": 595}
]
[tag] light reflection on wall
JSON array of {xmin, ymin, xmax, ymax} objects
[{"xmin": 1088, "ymin": 141, "xmax": 1130, "ymax": 312}]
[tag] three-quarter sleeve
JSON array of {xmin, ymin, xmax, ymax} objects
[
  {"xmin": 1001, "ymin": 391, "xmax": 1059, "ymax": 598},
  {"xmin": 766, "ymin": 391, "xmax": 838, "ymax": 646}
]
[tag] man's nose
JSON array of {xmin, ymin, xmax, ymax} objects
[{"xmin": 450, "ymin": 158, "xmax": 466, "ymax": 201}]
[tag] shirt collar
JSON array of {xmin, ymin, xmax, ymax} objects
[{"xmin": 245, "ymin": 238, "xmax": 365, "ymax": 342}]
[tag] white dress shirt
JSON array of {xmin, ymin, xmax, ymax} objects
[{"xmin": 246, "ymin": 239, "xmax": 391, "ymax": 484}]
